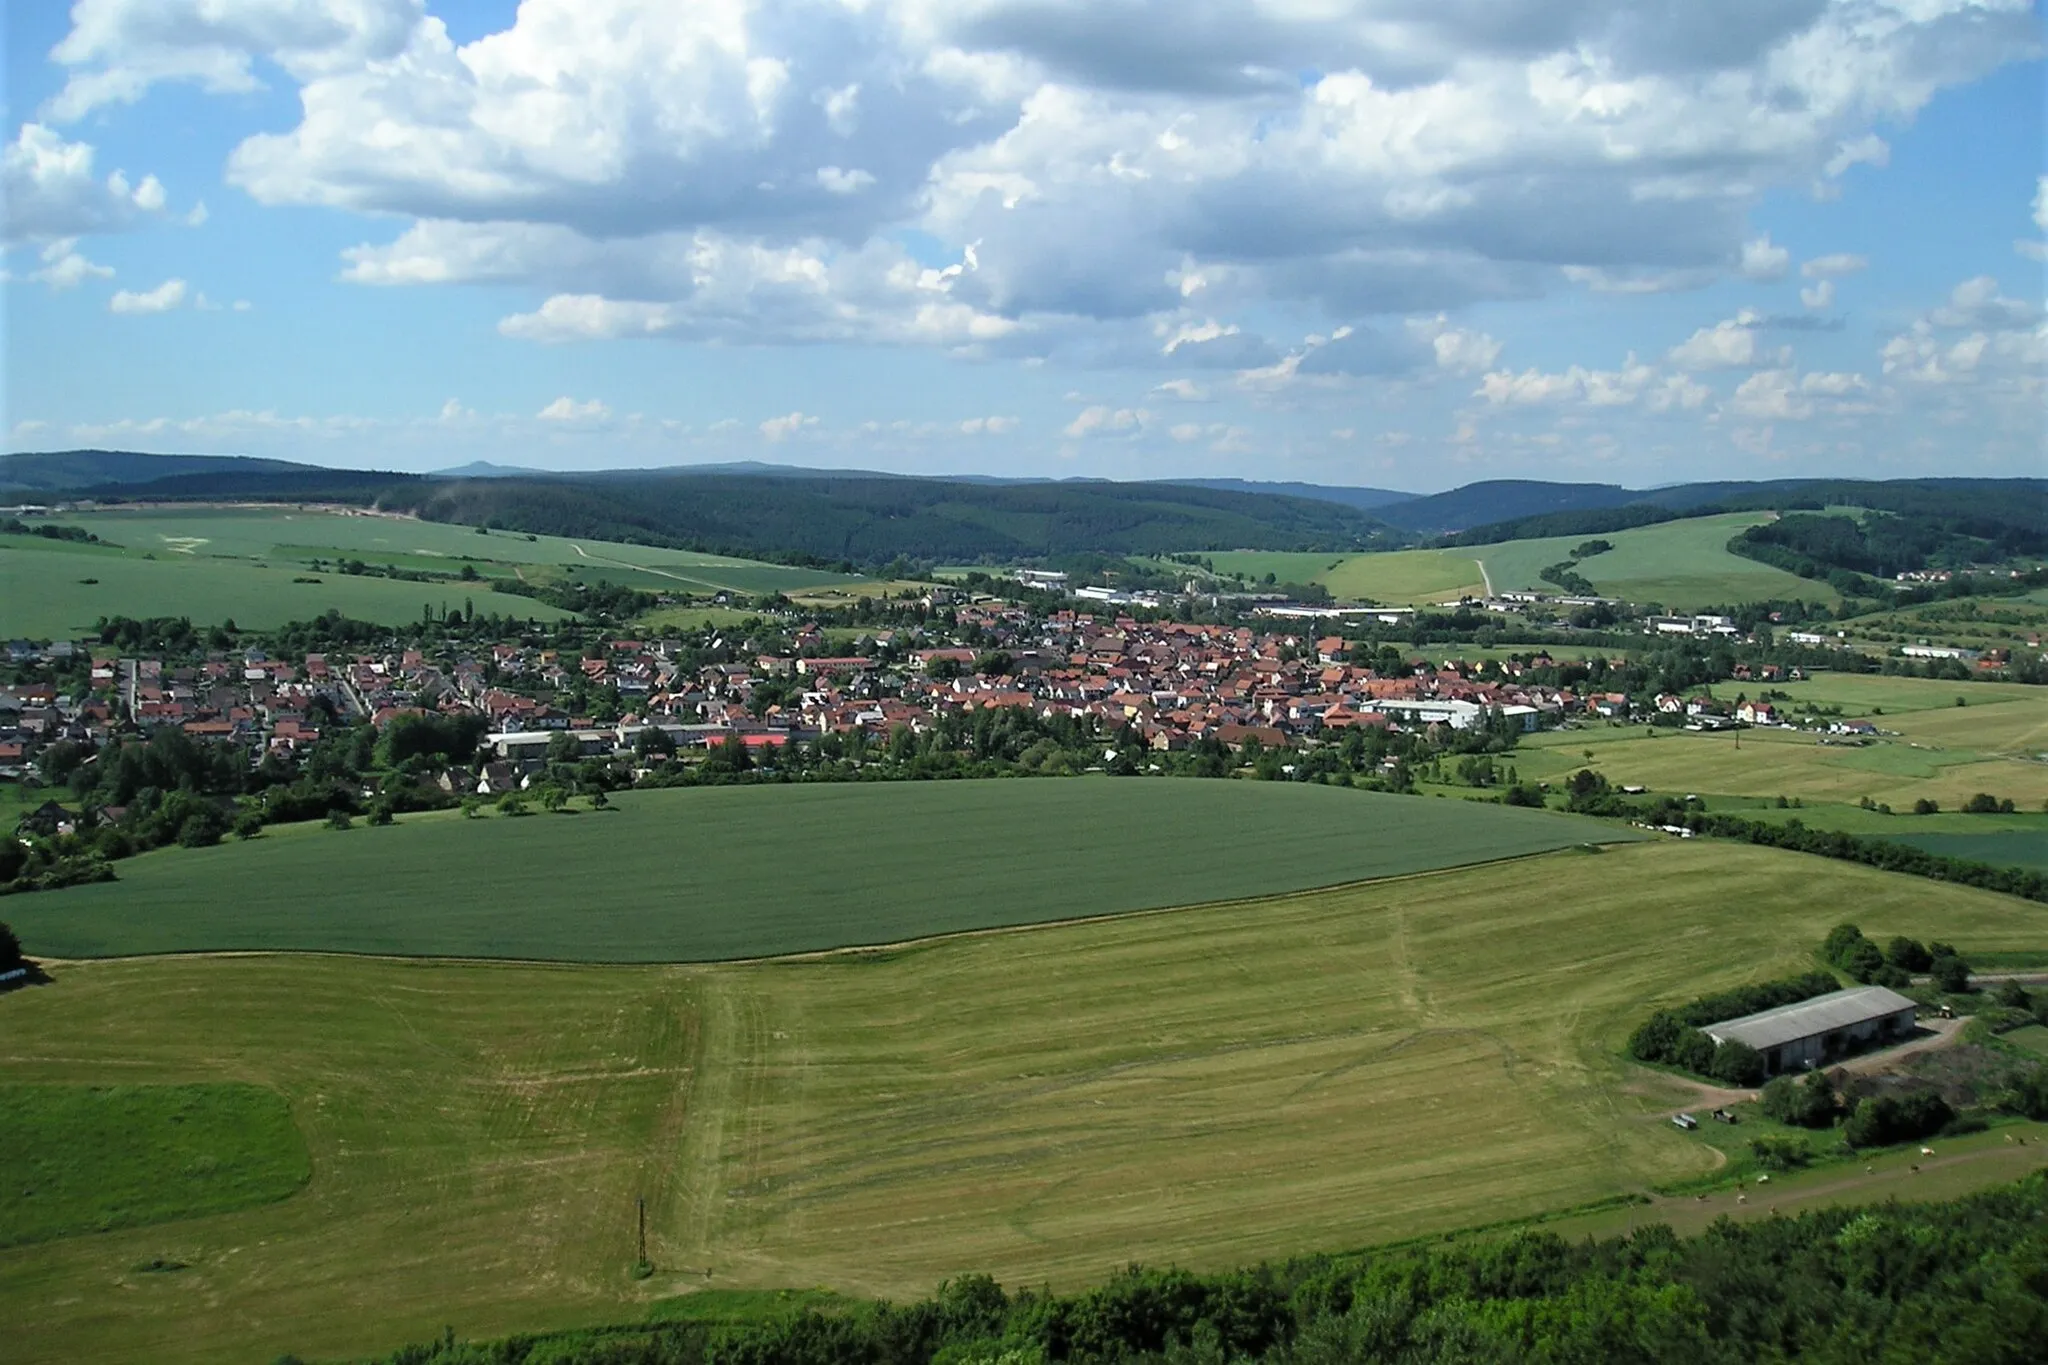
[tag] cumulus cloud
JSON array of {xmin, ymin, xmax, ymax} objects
[
  {"xmin": 536, "ymin": 395, "xmax": 610, "ymax": 421},
  {"xmin": 760, "ymin": 410, "xmax": 819, "ymax": 440},
  {"xmin": 1062, "ymin": 405, "xmax": 1148, "ymax": 438},
  {"xmin": 1739, "ymin": 235, "xmax": 1790, "ymax": 282},
  {"xmin": 958, "ymin": 415, "xmax": 1019, "ymax": 434},
  {"xmin": 27, "ymin": 238, "xmax": 114, "ymax": 290},
  {"xmin": 1799, "ymin": 279, "xmax": 1834, "ymax": 310},
  {"xmin": 2, "ymin": 123, "xmax": 168, "ymax": 243},
  {"xmin": 1669, "ymin": 311, "xmax": 1779, "ymax": 370},
  {"xmin": 42, "ymin": 0, "xmax": 2033, "ymax": 361},
  {"xmin": 108, "ymin": 277, "xmax": 187, "ymax": 313},
  {"xmin": 1475, "ymin": 355, "xmax": 1708, "ymax": 412}
]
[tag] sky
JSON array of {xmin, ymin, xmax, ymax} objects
[{"xmin": 2, "ymin": 0, "xmax": 2043, "ymax": 492}]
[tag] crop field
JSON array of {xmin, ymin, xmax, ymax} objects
[
  {"xmin": 0, "ymin": 1083, "xmax": 308, "ymax": 1247},
  {"xmin": 1888, "ymin": 831, "xmax": 2048, "ymax": 871},
  {"xmin": 4, "ymin": 780, "xmax": 1635, "ymax": 961},
  {"xmin": 1518, "ymin": 724, "xmax": 2048, "ymax": 811},
  {"xmin": 1473, "ymin": 513, "xmax": 1830, "ymax": 611},
  {"xmin": 2, "ymin": 508, "xmax": 862, "ymax": 635},
  {"xmin": 4, "ymin": 840, "xmax": 2044, "ymax": 1364},
  {"xmin": 1182, "ymin": 549, "xmax": 1484, "ymax": 604}
]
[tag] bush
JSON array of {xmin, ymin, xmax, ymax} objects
[
  {"xmin": 1886, "ymin": 936, "xmax": 1933, "ymax": 972},
  {"xmin": 1708, "ymin": 1040, "xmax": 1766, "ymax": 1087},
  {"xmin": 1760, "ymin": 1072, "xmax": 1840, "ymax": 1128},
  {"xmin": 324, "ymin": 811, "xmax": 353, "ymax": 831},
  {"xmin": 1930, "ymin": 955, "xmax": 1972, "ymax": 993},
  {"xmin": 1750, "ymin": 1134, "xmax": 1812, "ymax": 1171},
  {"xmin": 176, "ymin": 811, "xmax": 225, "ymax": 848},
  {"xmin": 1997, "ymin": 979, "xmax": 2032, "ymax": 1011},
  {"xmin": 366, "ymin": 801, "xmax": 395, "ymax": 827},
  {"xmin": 1913, "ymin": 798, "xmax": 1940, "ymax": 815},
  {"xmin": 0, "ymin": 920, "xmax": 22, "ymax": 970},
  {"xmin": 232, "ymin": 810, "xmax": 265, "ymax": 840},
  {"xmin": 1844, "ymin": 1092, "xmax": 1954, "ymax": 1148}
]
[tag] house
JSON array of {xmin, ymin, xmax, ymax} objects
[
  {"xmin": 1736, "ymin": 701, "xmax": 1777, "ymax": 725},
  {"xmin": 1703, "ymin": 985, "xmax": 1917, "ymax": 1076}
]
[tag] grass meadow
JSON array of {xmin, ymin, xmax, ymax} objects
[
  {"xmin": 3, "ymin": 840, "xmax": 2044, "ymax": 1364},
  {"xmin": 0, "ymin": 1083, "xmax": 308, "ymax": 1247},
  {"xmin": 2, "ymin": 507, "xmax": 862, "ymax": 636},
  {"xmin": 1188, "ymin": 512, "xmax": 1830, "ymax": 611},
  {"xmin": 1519, "ymin": 675, "xmax": 2048, "ymax": 811},
  {"xmin": 4, "ymin": 780, "xmax": 1635, "ymax": 961}
]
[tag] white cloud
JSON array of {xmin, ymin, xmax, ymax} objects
[
  {"xmin": 1152, "ymin": 378, "xmax": 1211, "ymax": 402},
  {"xmin": 46, "ymin": 0, "xmax": 2029, "ymax": 360},
  {"xmin": 1799, "ymin": 279, "xmax": 1834, "ymax": 310},
  {"xmin": 2, "ymin": 123, "xmax": 169, "ymax": 243},
  {"xmin": 1062, "ymin": 405, "xmax": 1148, "ymax": 438},
  {"xmin": 1669, "ymin": 311, "xmax": 1768, "ymax": 370},
  {"xmin": 1474, "ymin": 354, "xmax": 1709, "ymax": 412},
  {"xmin": 958, "ymin": 415, "xmax": 1018, "ymax": 434},
  {"xmin": 536, "ymin": 395, "xmax": 609, "ymax": 421},
  {"xmin": 108, "ymin": 277, "xmax": 187, "ymax": 313},
  {"xmin": 1801, "ymin": 253, "xmax": 1868, "ymax": 278},
  {"xmin": 760, "ymin": 410, "xmax": 818, "ymax": 440},
  {"xmin": 185, "ymin": 200, "xmax": 210, "ymax": 227},
  {"xmin": 27, "ymin": 237, "xmax": 113, "ymax": 290},
  {"xmin": 1739, "ymin": 235, "xmax": 1790, "ymax": 282},
  {"xmin": 1928, "ymin": 275, "xmax": 2040, "ymax": 331}
]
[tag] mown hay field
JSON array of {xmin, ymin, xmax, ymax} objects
[
  {"xmin": 5, "ymin": 779, "xmax": 1635, "ymax": 961},
  {"xmin": 1472, "ymin": 512, "xmax": 1829, "ymax": 611},
  {"xmin": 4, "ymin": 841, "xmax": 2044, "ymax": 1365}
]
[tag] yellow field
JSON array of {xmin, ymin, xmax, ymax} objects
[{"xmin": 6, "ymin": 841, "xmax": 2046, "ymax": 1364}]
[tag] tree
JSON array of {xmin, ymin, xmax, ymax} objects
[
  {"xmin": 232, "ymin": 809, "xmax": 265, "ymax": 840},
  {"xmin": 1997, "ymin": 979, "xmax": 2031, "ymax": 1011},
  {"xmin": 497, "ymin": 793, "xmax": 528, "ymax": 817},
  {"xmin": 1760, "ymin": 1071, "xmax": 1839, "ymax": 1128},
  {"xmin": 1707, "ymin": 1039, "xmax": 1765, "ymax": 1087},
  {"xmin": 538, "ymin": 785, "xmax": 569, "ymax": 813},
  {"xmin": 324, "ymin": 811, "xmax": 354, "ymax": 831},
  {"xmin": 1886, "ymin": 936, "xmax": 1933, "ymax": 972},
  {"xmin": 546, "ymin": 731, "xmax": 582, "ymax": 764},
  {"xmin": 0, "ymin": 921, "xmax": 22, "ymax": 971},
  {"xmin": 1930, "ymin": 954, "xmax": 1972, "ymax": 993},
  {"xmin": 589, "ymin": 788, "xmax": 610, "ymax": 810}
]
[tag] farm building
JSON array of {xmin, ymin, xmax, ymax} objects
[{"xmin": 1703, "ymin": 985, "xmax": 1917, "ymax": 1076}]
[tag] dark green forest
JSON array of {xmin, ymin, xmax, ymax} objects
[{"xmin": 329, "ymin": 1175, "xmax": 2048, "ymax": 1365}]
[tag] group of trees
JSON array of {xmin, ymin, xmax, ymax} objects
[
  {"xmin": 336, "ymin": 1174, "xmax": 2048, "ymax": 1365},
  {"xmin": 1626, "ymin": 971, "xmax": 1842, "ymax": 1087},
  {"xmin": 1821, "ymin": 924, "xmax": 1971, "ymax": 992}
]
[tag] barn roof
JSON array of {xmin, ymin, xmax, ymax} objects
[{"xmin": 1704, "ymin": 985, "xmax": 1917, "ymax": 1052}]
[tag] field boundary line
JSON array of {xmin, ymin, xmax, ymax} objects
[{"xmin": 26, "ymin": 839, "xmax": 1645, "ymax": 971}]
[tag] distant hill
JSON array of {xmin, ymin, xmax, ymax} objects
[
  {"xmin": 430, "ymin": 461, "xmax": 555, "ymax": 479},
  {"xmin": 1163, "ymin": 478, "xmax": 1415, "ymax": 512},
  {"xmin": 382, "ymin": 472, "xmax": 1405, "ymax": 562},
  {"xmin": 0, "ymin": 449, "xmax": 315, "ymax": 495},
  {"xmin": 1373, "ymin": 480, "xmax": 1646, "ymax": 534}
]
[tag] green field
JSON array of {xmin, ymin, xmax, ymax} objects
[
  {"xmin": 1473, "ymin": 512, "xmax": 1831, "ymax": 611},
  {"xmin": 0, "ymin": 1082, "xmax": 308, "ymax": 1247},
  {"xmin": 1186, "ymin": 512, "xmax": 1835, "ymax": 610},
  {"xmin": 4, "ymin": 840, "xmax": 2044, "ymax": 1364},
  {"xmin": 1888, "ymin": 831, "xmax": 2048, "ymax": 870},
  {"xmin": 1, "ymin": 508, "xmax": 863, "ymax": 636},
  {"xmin": 5, "ymin": 780, "xmax": 1635, "ymax": 961}
]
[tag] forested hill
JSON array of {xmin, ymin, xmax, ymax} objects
[
  {"xmin": 381, "ymin": 473, "xmax": 1405, "ymax": 561},
  {"xmin": 0, "ymin": 449, "xmax": 323, "ymax": 494}
]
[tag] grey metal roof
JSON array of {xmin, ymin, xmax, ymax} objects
[{"xmin": 1703, "ymin": 985, "xmax": 1917, "ymax": 1052}]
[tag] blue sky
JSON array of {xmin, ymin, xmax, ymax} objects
[{"xmin": 4, "ymin": 1, "xmax": 2043, "ymax": 491}]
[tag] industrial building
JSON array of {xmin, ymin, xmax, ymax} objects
[{"xmin": 1703, "ymin": 985, "xmax": 1918, "ymax": 1076}]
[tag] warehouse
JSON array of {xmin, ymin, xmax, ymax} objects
[{"xmin": 1703, "ymin": 985, "xmax": 1918, "ymax": 1076}]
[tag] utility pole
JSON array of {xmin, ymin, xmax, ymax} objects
[{"xmin": 636, "ymin": 1195, "xmax": 647, "ymax": 1266}]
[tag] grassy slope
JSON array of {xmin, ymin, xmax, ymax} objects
[
  {"xmin": 1475, "ymin": 513, "xmax": 1832, "ymax": 610},
  {"xmin": 2, "ymin": 508, "xmax": 862, "ymax": 636},
  {"xmin": 3, "ymin": 841, "xmax": 2044, "ymax": 1364},
  {"xmin": 1517, "ymin": 674, "xmax": 2048, "ymax": 811},
  {"xmin": 0, "ymin": 539, "xmax": 571, "ymax": 637},
  {"xmin": 0, "ymin": 1083, "xmax": 308, "ymax": 1247},
  {"xmin": 6, "ymin": 781, "xmax": 1635, "ymax": 961},
  {"xmin": 1192, "ymin": 512, "xmax": 1828, "ymax": 610}
]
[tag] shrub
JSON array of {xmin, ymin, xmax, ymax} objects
[
  {"xmin": 1998, "ymin": 979, "xmax": 2033, "ymax": 1011},
  {"xmin": 1930, "ymin": 955, "xmax": 1972, "ymax": 993},
  {"xmin": 0, "ymin": 920, "xmax": 22, "ymax": 970},
  {"xmin": 324, "ymin": 811, "xmax": 353, "ymax": 831},
  {"xmin": 1913, "ymin": 798, "xmax": 1940, "ymax": 815},
  {"xmin": 1708, "ymin": 1040, "xmax": 1766, "ymax": 1088},
  {"xmin": 1760, "ymin": 1071, "xmax": 1840, "ymax": 1128},
  {"xmin": 1750, "ymin": 1134, "xmax": 1812, "ymax": 1171},
  {"xmin": 1886, "ymin": 936, "xmax": 1933, "ymax": 972},
  {"xmin": 232, "ymin": 809, "xmax": 265, "ymax": 840},
  {"xmin": 1844, "ymin": 1092, "xmax": 1954, "ymax": 1148}
]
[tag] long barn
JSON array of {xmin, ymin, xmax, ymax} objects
[{"xmin": 1703, "ymin": 985, "xmax": 1918, "ymax": 1076}]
